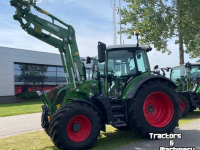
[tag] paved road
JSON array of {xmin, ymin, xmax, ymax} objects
[
  {"xmin": 1, "ymin": 113, "xmax": 200, "ymax": 150},
  {"xmin": 119, "ymin": 119, "xmax": 200, "ymax": 150},
  {"xmin": 0, "ymin": 113, "xmax": 42, "ymax": 138}
]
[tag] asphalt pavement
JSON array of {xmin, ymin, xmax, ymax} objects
[
  {"xmin": 118, "ymin": 119, "xmax": 200, "ymax": 150},
  {"xmin": 0, "ymin": 113, "xmax": 200, "ymax": 150},
  {"xmin": 0, "ymin": 113, "xmax": 42, "ymax": 138}
]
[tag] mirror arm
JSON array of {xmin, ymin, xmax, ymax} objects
[{"xmin": 97, "ymin": 71, "xmax": 105, "ymax": 95}]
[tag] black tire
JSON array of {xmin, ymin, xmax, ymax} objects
[
  {"xmin": 189, "ymin": 108, "xmax": 194, "ymax": 112},
  {"xmin": 44, "ymin": 103, "xmax": 70, "ymax": 136},
  {"xmin": 178, "ymin": 94, "xmax": 190, "ymax": 118},
  {"xmin": 49, "ymin": 102, "xmax": 101, "ymax": 150},
  {"xmin": 44, "ymin": 128, "xmax": 50, "ymax": 135},
  {"xmin": 189, "ymin": 106, "xmax": 195, "ymax": 112},
  {"xmin": 128, "ymin": 80, "xmax": 180, "ymax": 138},
  {"xmin": 113, "ymin": 125, "xmax": 130, "ymax": 131},
  {"xmin": 41, "ymin": 106, "xmax": 50, "ymax": 136}
]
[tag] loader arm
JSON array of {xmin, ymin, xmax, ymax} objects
[{"xmin": 10, "ymin": 0, "xmax": 84, "ymax": 85}]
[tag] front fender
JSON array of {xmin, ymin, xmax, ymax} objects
[{"xmin": 123, "ymin": 75, "xmax": 177, "ymax": 100}]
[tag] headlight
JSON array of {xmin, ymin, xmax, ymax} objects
[{"xmin": 36, "ymin": 91, "xmax": 42, "ymax": 97}]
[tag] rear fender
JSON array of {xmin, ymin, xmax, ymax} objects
[{"xmin": 125, "ymin": 75, "xmax": 177, "ymax": 99}]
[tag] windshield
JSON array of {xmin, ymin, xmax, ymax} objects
[
  {"xmin": 108, "ymin": 50, "xmax": 148, "ymax": 77},
  {"xmin": 171, "ymin": 65, "xmax": 200, "ymax": 90},
  {"xmin": 171, "ymin": 66, "xmax": 186, "ymax": 82},
  {"xmin": 189, "ymin": 65, "xmax": 200, "ymax": 87},
  {"xmin": 107, "ymin": 49, "xmax": 149, "ymax": 98}
]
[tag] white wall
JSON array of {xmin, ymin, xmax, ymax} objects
[{"xmin": 0, "ymin": 46, "xmax": 62, "ymax": 96}]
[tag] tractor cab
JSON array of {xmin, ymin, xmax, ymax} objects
[
  {"xmin": 170, "ymin": 62, "xmax": 200, "ymax": 117},
  {"xmin": 170, "ymin": 65, "xmax": 187, "ymax": 91},
  {"xmin": 189, "ymin": 64, "xmax": 200, "ymax": 92},
  {"xmin": 170, "ymin": 63, "xmax": 200, "ymax": 92},
  {"xmin": 97, "ymin": 43, "xmax": 152, "ymax": 98}
]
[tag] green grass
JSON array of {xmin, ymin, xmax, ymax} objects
[
  {"xmin": 0, "ymin": 110, "xmax": 200, "ymax": 150},
  {"xmin": 0, "ymin": 125, "xmax": 140, "ymax": 150},
  {"xmin": 0, "ymin": 101, "xmax": 43, "ymax": 117},
  {"xmin": 179, "ymin": 109, "xmax": 200, "ymax": 126}
]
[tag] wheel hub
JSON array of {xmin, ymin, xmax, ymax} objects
[
  {"xmin": 72, "ymin": 123, "xmax": 81, "ymax": 132},
  {"xmin": 143, "ymin": 92, "xmax": 174, "ymax": 128},
  {"xmin": 147, "ymin": 105, "xmax": 155, "ymax": 114},
  {"xmin": 67, "ymin": 115, "xmax": 91, "ymax": 142}
]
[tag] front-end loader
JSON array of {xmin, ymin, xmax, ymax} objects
[{"xmin": 11, "ymin": 1, "xmax": 180, "ymax": 149}]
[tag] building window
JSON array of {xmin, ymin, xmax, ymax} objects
[{"xmin": 14, "ymin": 63, "xmax": 67, "ymax": 94}]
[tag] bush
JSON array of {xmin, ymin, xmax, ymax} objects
[{"xmin": 16, "ymin": 92, "xmax": 39, "ymax": 99}]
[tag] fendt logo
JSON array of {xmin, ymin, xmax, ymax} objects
[
  {"xmin": 149, "ymin": 133, "xmax": 196, "ymax": 150},
  {"xmin": 47, "ymin": 23, "xmax": 59, "ymax": 32}
]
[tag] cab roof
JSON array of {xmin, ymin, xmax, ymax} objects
[
  {"xmin": 172, "ymin": 62, "xmax": 200, "ymax": 69},
  {"xmin": 106, "ymin": 44, "xmax": 151, "ymax": 51},
  {"xmin": 190, "ymin": 63, "xmax": 200, "ymax": 65}
]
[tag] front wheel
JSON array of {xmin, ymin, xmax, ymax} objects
[
  {"xmin": 41, "ymin": 105, "xmax": 50, "ymax": 135},
  {"xmin": 49, "ymin": 102, "xmax": 101, "ymax": 150},
  {"xmin": 128, "ymin": 80, "xmax": 180, "ymax": 137}
]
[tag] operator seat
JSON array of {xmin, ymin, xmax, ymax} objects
[{"xmin": 129, "ymin": 68, "xmax": 136, "ymax": 75}]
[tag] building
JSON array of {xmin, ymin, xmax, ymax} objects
[{"xmin": 0, "ymin": 46, "xmax": 67, "ymax": 103}]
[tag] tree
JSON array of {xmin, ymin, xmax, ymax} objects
[
  {"xmin": 120, "ymin": 0, "xmax": 200, "ymax": 64},
  {"xmin": 18, "ymin": 64, "xmax": 47, "ymax": 92}
]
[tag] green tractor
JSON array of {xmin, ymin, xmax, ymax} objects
[
  {"xmin": 11, "ymin": 1, "xmax": 180, "ymax": 150},
  {"xmin": 170, "ymin": 62, "xmax": 200, "ymax": 117}
]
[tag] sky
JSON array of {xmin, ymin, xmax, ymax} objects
[{"xmin": 0, "ymin": 0, "xmax": 198, "ymax": 73}]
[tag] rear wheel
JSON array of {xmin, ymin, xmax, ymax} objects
[
  {"xmin": 178, "ymin": 94, "xmax": 190, "ymax": 118},
  {"xmin": 49, "ymin": 102, "xmax": 101, "ymax": 150},
  {"xmin": 128, "ymin": 80, "xmax": 180, "ymax": 138},
  {"xmin": 189, "ymin": 108, "xmax": 194, "ymax": 112},
  {"xmin": 189, "ymin": 105, "xmax": 195, "ymax": 112}
]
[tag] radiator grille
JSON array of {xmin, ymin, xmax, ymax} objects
[{"xmin": 46, "ymin": 85, "xmax": 65, "ymax": 104}]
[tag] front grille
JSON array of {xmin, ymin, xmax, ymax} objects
[
  {"xmin": 46, "ymin": 85, "xmax": 65, "ymax": 104},
  {"xmin": 55, "ymin": 90, "xmax": 66, "ymax": 105}
]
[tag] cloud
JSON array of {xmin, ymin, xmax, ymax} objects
[
  {"xmin": 35, "ymin": 0, "xmax": 58, "ymax": 3},
  {"xmin": 0, "ymin": 0, "xmax": 198, "ymax": 73},
  {"xmin": 0, "ymin": 27, "xmax": 57, "ymax": 53},
  {"xmin": 0, "ymin": 0, "xmax": 114, "ymax": 56},
  {"xmin": 36, "ymin": 0, "xmax": 74, "ymax": 3}
]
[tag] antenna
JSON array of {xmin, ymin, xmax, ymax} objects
[
  {"xmin": 111, "ymin": 0, "xmax": 117, "ymax": 45},
  {"xmin": 135, "ymin": 30, "xmax": 140, "ymax": 47}
]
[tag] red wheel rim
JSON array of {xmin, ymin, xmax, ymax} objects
[
  {"xmin": 143, "ymin": 92, "xmax": 174, "ymax": 128},
  {"xmin": 180, "ymin": 100, "xmax": 185, "ymax": 113},
  {"xmin": 67, "ymin": 115, "xmax": 91, "ymax": 142}
]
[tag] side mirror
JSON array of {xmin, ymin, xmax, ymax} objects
[
  {"xmin": 154, "ymin": 65, "xmax": 159, "ymax": 70},
  {"xmin": 165, "ymin": 67, "xmax": 171, "ymax": 72},
  {"xmin": 98, "ymin": 42, "xmax": 106, "ymax": 63},
  {"xmin": 137, "ymin": 54, "xmax": 141, "ymax": 59},
  {"xmin": 185, "ymin": 62, "xmax": 192, "ymax": 72},
  {"xmin": 86, "ymin": 56, "xmax": 91, "ymax": 64}
]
